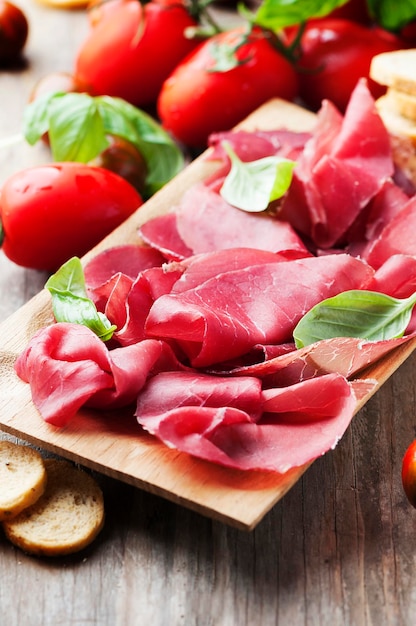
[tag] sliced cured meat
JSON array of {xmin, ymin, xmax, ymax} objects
[
  {"xmin": 139, "ymin": 183, "xmax": 308, "ymax": 259},
  {"xmin": 84, "ymin": 245, "xmax": 165, "ymax": 290},
  {"xmin": 135, "ymin": 371, "xmax": 358, "ymax": 472},
  {"xmin": 369, "ymin": 254, "xmax": 416, "ymax": 298},
  {"xmin": 207, "ymin": 129, "xmax": 312, "ymax": 163},
  {"xmin": 281, "ymin": 80, "xmax": 394, "ymax": 248},
  {"xmin": 14, "ymin": 323, "xmax": 185, "ymax": 426},
  {"xmin": 364, "ymin": 196, "xmax": 416, "ymax": 269},
  {"xmin": 145, "ymin": 253, "xmax": 374, "ymax": 367}
]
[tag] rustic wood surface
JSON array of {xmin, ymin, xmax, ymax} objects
[{"xmin": 2, "ymin": 2, "xmax": 416, "ymax": 624}]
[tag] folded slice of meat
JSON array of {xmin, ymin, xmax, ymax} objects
[
  {"xmin": 145, "ymin": 253, "xmax": 374, "ymax": 367},
  {"xmin": 135, "ymin": 371, "xmax": 359, "ymax": 472},
  {"xmin": 280, "ymin": 80, "xmax": 394, "ymax": 249},
  {"xmin": 139, "ymin": 182, "xmax": 309, "ymax": 260},
  {"xmin": 14, "ymin": 323, "xmax": 185, "ymax": 426}
]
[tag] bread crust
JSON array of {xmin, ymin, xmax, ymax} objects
[
  {"xmin": 370, "ymin": 50, "xmax": 416, "ymax": 96},
  {"xmin": 2, "ymin": 459, "xmax": 105, "ymax": 557},
  {"xmin": 0, "ymin": 441, "xmax": 47, "ymax": 521}
]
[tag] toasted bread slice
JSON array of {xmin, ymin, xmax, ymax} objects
[
  {"xmin": 0, "ymin": 441, "xmax": 47, "ymax": 521},
  {"xmin": 370, "ymin": 50, "xmax": 416, "ymax": 96},
  {"xmin": 385, "ymin": 87, "xmax": 416, "ymax": 122},
  {"xmin": 2, "ymin": 459, "xmax": 104, "ymax": 557},
  {"xmin": 375, "ymin": 95, "xmax": 416, "ymax": 143}
]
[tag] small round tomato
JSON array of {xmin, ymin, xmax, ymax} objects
[
  {"xmin": 327, "ymin": 0, "xmax": 370, "ymax": 23},
  {"xmin": 297, "ymin": 19, "xmax": 404, "ymax": 112},
  {"xmin": 90, "ymin": 136, "xmax": 148, "ymax": 196},
  {"xmin": 157, "ymin": 27, "xmax": 299, "ymax": 148},
  {"xmin": 0, "ymin": 163, "xmax": 143, "ymax": 271},
  {"xmin": 0, "ymin": 0, "xmax": 28, "ymax": 64},
  {"xmin": 74, "ymin": 0, "xmax": 199, "ymax": 107},
  {"xmin": 402, "ymin": 440, "xmax": 416, "ymax": 508}
]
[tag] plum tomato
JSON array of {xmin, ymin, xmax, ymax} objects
[
  {"xmin": 0, "ymin": 0, "xmax": 28, "ymax": 64},
  {"xmin": 402, "ymin": 440, "xmax": 416, "ymax": 508},
  {"xmin": 297, "ymin": 19, "xmax": 404, "ymax": 112},
  {"xmin": 157, "ymin": 27, "xmax": 299, "ymax": 148},
  {"xmin": 74, "ymin": 0, "xmax": 199, "ymax": 107},
  {"xmin": 0, "ymin": 163, "xmax": 143, "ymax": 271}
]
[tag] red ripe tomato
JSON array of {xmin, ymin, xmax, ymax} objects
[
  {"xmin": 0, "ymin": 163, "xmax": 143, "ymax": 271},
  {"xmin": 157, "ymin": 27, "xmax": 299, "ymax": 148},
  {"xmin": 74, "ymin": 0, "xmax": 199, "ymax": 107},
  {"xmin": 402, "ymin": 440, "xmax": 416, "ymax": 508},
  {"xmin": 0, "ymin": 0, "xmax": 28, "ymax": 64},
  {"xmin": 326, "ymin": 0, "xmax": 370, "ymax": 23},
  {"xmin": 297, "ymin": 19, "xmax": 404, "ymax": 112}
]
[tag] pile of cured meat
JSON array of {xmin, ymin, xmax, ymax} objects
[{"xmin": 15, "ymin": 79, "xmax": 416, "ymax": 473}]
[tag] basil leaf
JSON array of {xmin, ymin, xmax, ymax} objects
[
  {"xmin": 220, "ymin": 141, "xmax": 295, "ymax": 212},
  {"xmin": 251, "ymin": 0, "xmax": 349, "ymax": 30},
  {"xmin": 293, "ymin": 290, "xmax": 416, "ymax": 349},
  {"xmin": 366, "ymin": 0, "xmax": 416, "ymax": 31},
  {"xmin": 45, "ymin": 257, "xmax": 117, "ymax": 342},
  {"xmin": 22, "ymin": 92, "xmax": 184, "ymax": 197}
]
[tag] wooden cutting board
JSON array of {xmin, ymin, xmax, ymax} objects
[{"xmin": 1, "ymin": 99, "xmax": 415, "ymax": 531}]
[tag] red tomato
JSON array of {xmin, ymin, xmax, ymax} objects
[
  {"xmin": 74, "ymin": 0, "xmax": 199, "ymax": 107},
  {"xmin": 327, "ymin": 0, "xmax": 370, "ymax": 23},
  {"xmin": 297, "ymin": 19, "xmax": 404, "ymax": 112},
  {"xmin": 0, "ymin": 0, "xmax": 28, "ymax": 64},
  {"xmin": 157, "ymin": 27, "xmax": 299, "ymax": 148},
  {"xmin": 0, "ymin": 163, "xmax": 143, "ymax": 271},
  {"xmin": 402, "ymin": 440, "xmax": 416, "ymax": 508}
]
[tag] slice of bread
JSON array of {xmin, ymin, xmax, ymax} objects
[
  {"xmin": 2, "ymin": 459, "xmax": 105, "ymax": 557},
  {"xmin": 375, "ymin": 95, "xmax": 416, "ymax": 143},
  {"xmin": 370, "ymin": 50, "xmax": 416, "ymax": 96},
  {"xmin": 385, "ymin": 87, "xmax": 416, "ymax": 121},
  {"xmin": 0, "ymin": 441, "xmax": 47, "ymax": 521}
]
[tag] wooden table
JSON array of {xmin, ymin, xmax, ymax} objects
[{"xmin": 1, "ymin": 2, "xmax": 416, "ymax": 624}]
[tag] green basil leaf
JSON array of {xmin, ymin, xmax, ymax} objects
[
  {"xmin": 96, "ymin": 96, "xmax": 184, "ymax": 196},
  {"xmin": 23, "ymin": 92, "xmax": 61, "ymax": 145},
  {"xmin": 45, "ymin": 257, "xmax": 117, "ymax": 342},
  {"xmin": 219, "ymin": 141, "xmax": 295, "ymax": 212},
  {"xmin": 293, "ymin": 289, "xmax": 416, "ymax": 349},
  {"xmin": 366, "ymin": 0, "xmax": 416, "ymax": 31},
  {"xmin": 22, "ymin": 92, "xmax": 184, "ymax": 197},
  {"xmin": 251, "ymin": 0, "xmax": 349, "ymax": 30}
]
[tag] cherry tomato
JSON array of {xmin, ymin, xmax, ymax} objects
[
  {"xmin": 402, "ymin": 440, "xmax": 416, "ymax": 508},
  {"xmin": 0, "ymin": 0, "xmax": 28, "ymax": 64},
  {"xmin": 74, "ymin": 0, "xmax": 199, "ymax": 107},
  {"xmin": 29, "ymin": 71, "xmax": 86, "ymax": 101},
  {"xmin": 0, "ymin": 163, "xmax": 143, "ymax": 271},
  {"xmin": 90, "ymin": 136, "xmax": 148, "ymax": 196},
  {"xmin": 297, "ymin": 19, "xmax": 404, "ymax": 112},
  {"xmin": 157, "ymin": 27, "xmax": 299, "ymax": 148}
]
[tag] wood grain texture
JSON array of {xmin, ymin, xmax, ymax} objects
[{"xmin": 2, "ymin": 2, "xmax": 416, "ymax": 625}]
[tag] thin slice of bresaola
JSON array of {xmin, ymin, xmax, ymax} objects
[
  {"xmin": 135, "ymin": 371, "xmax": 361, "ymax": 472},
  {"xmin": 145, "ymin": 253, "xmax": 374, "ymax": 367}
]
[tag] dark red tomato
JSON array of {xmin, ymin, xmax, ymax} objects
[
  {"xmin": 74, "ymin": 0, "xmax": 199, "ymax": 107},
  {"xmin": 157, "ymin": 27, "xmax": 299, "ymax": 148},
  {"xmin": 402, "ymin": 440, "xmax": 416, "ymax": 508},
  {"xmin": 0, "ymin": 163, "xmax": 143, "ymax": 271},
  {"xmin": 297, "ymin": 19, "xmax": 404, "ymax": 112},
  {"xmin": 90, "ymin": 136, "xmax": 148, "ymax": 196},
  {"xmin": 327, "ymin": 0, "xmax": 370, "ymax": 23},
  {"xmin": 0, "ymin": 0, "xmax": 28, "ymax": 64}
]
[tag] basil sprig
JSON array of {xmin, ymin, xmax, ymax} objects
[
  {"xmin": 23, "ymin": 92, "xmax": 184, "ymax": 197},
  {"xmin": 293, "ymin": 290, "xmax": 416, "ymax": 349},
  {"xmin": 45, "ymin": 257, "xmax": 116, "ymax": 342}
]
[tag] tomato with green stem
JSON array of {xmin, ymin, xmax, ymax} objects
[
  {"xmin": 0, "ymin": 163, "xmax": 143, "ymax": 271},
  {"xmin": 74, "ymin": 0, "xmax": 200, "ymax": 107},
  {"xmin": 296, "ymin": 18, "xmax": 404, "ymax": 112},
  {"xmin": 157, "ymin": 26, "xmax": 299, "ymax": 148}
]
